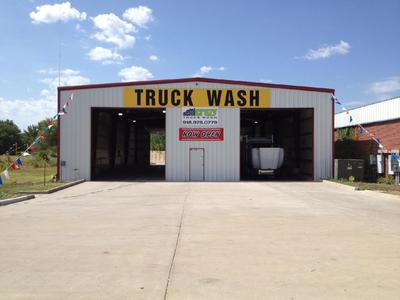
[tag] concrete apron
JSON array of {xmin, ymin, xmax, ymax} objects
[{"xmin": 0, "ymin": 181, "xmax": 399, "ymax": 299}]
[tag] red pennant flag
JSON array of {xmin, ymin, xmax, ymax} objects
[
  {"xmin": 387, "ymin": 147, "xmax": 392, "ymax": 152},
  {"xmin": 10, "ymin": 163, "xmax": 20, "ymax": 170},
  {"xmin": 28, "ymin": 145, "xmax": 38, "ymax": 153},
  {"xmin": 48, "ymin": 119, "xmax": 54, "ymax": 126}
]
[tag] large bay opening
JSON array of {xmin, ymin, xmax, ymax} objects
[
  {"xmin": 91, "ymin": 108, "xmax": 165, "ymax": 180},
  {"xmin": 240, "ymin": 108, "xmax": 314, "ymax": 180}
]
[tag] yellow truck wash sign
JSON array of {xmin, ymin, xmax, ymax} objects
[{"xmin": 123, "ymin": 88, "xmax": 270, "ymax": 108}]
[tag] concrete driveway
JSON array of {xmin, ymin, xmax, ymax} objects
[{"xmin": 0, "ymin": 181, "xmax": 399, "ymax": 300}]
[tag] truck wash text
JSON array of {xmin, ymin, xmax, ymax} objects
[{"xmin": 123, "ymin": 88, "xmax": 270, "ymax": 108}]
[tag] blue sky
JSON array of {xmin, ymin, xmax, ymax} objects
[{"xmin": 0, "ymin": 0, "xmax": 399, "ymax": 128}]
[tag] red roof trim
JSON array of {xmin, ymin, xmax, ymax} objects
[{"xmin": 58, "ymin": 77, "xmax": 335, "ymax": 94}]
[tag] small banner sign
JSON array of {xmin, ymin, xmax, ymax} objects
[
  {"xmin": 182, "ymin": 107, "xmax": 218, "ymax": 125},
  {"xmin": 179, "ymin": 128, "xmax": 224, "ymax": 141}
]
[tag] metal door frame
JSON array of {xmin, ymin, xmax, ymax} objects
[{"xmin": 189, "ymin": 148, "xmax": 205, "ymax": 181}]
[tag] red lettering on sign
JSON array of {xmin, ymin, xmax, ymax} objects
[{"xmin": 179, "ymin": 128, "xmax": 224, "ymax": 141}]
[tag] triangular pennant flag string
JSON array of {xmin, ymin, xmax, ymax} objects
[
  {"xmin": 0, "ymin": 92, "xmax": 75, "ymax": 187},
  {"xmin": 333, "ymin": 94, "xmax": 400, "ymax": 160}
]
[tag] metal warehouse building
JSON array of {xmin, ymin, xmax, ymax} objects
[
  {"xmin": 335, "ymin": 96, "xmax": 400, "ymax": 176},
  {"xmin": 58, "ymin": 78, "xmax": 334, "ymax": 182}
]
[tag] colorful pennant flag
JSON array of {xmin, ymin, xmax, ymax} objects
[
  {"xmin": 0, "ymin": 175, "xmax": 3, "ymax": 186},
  {"xmin": 2, "ymin": 169, "xmax": 10, "ymax": 180},
  {"xmin": 58, "ymin": 107, "xmax": 67, "ymax": 115},
  {"xmin": 27, "ymin": 145, "xmax": 38, "ymax": 153},
  {"xmin": 16, "ymin": 158, "xmax": 23, "ymax": 167},
  {"xmin": 332, "ymin": 96, "xmax": 341, "ymax": 105},
  {"xmin": 22, "ymin": 151, "xmax": 31, "ymax": 157},
  {"xmin": 10, "ymin": 163, "xmax": 20, "ymax": 170},
  {"xmin": 359, "ymin": 127, "xmax": 365, "ymax": 135},
  {"xmin": 349, "ymin": 116, "xmax": 353, "ymax": 122}
]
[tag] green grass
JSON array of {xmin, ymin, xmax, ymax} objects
[
  {"xmin": 331, "ymin": 179, "xmax": 400, "ymax": 197},
  {"xmin": 0, "ymin": 155, "xmax": 63, "ymax": 199}
]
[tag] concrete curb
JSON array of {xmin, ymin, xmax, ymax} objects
[
  {"xmin": 323, "ymin": 180, "xmax": 356, "ymax": 190},
  {"xmin": 0, "ymin": 195, "xmax": 35, "ymax": 206},
  {"xmin": 19, "ymin": 179, "xmax": 85, "ymax": 194}
]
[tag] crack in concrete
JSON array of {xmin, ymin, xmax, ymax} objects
[{"xmin": 163, "ymin": 188, "xmax": 189, "ymax": 300}]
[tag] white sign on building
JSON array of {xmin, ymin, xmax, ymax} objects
[{"xmin": 181, "ymin": 107, "xmax": 219, "ymax": 125}]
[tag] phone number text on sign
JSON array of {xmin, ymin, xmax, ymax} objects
[{"xmin": 179, "ymin": 128, "xmax": 224, "ymax": 141}]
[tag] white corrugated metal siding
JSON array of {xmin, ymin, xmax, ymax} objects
[
  {"xmin": 166, "ymin": 107, "xmax": 240, "ymax": 181},
  {"xmin": 335, "ymin": 97, "xmax": 400, "ymax": 128},
  {"xmin": 60, "ymin": 80, "xmax": 333, "ymax": 181}
]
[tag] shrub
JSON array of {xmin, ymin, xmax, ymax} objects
[{"xmin": 377, "ymin": 176, "xmax": 395, "ymax": 185}]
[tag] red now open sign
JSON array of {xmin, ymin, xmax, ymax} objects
[{"xmin": 179, "ymin": 128, "xmax": 224, "ymax": 141}]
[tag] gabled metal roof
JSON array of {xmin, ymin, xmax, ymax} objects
[
  {"xmin": 58, "ymin": 77, "xmax": 335, "ymax": 94},
  {"xmin": 335, "ymin": 96, "xmax": 400, "ymax": 128}
]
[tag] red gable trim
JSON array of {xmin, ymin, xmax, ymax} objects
[{"xmin": 58, "ymin": 77, "xmax": 335, "ymax": 94}]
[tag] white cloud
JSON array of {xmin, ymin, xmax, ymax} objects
[
  {"xmin": 39, "ymin": 68, "xmax": 90, "ymax": 99},
  {"xmin": 299, "ymin": 40, "xmax": 350, "ymax": 60},
  {"xmin": 369, "ymin": 76, "xmax": 400, "ymax": 95},
  {"xmin": 88, "ymin": 47, "xmax": 123, "ymax": 64},
  {"xmin": 30, "ymin": 2, "xmax": 87, "ymax": 24},
  {"xmin": 144, "ymin": 35, "xmax": 151, "ymax": 41},
  {"xmin": 0, "ymin": 68, "xmax": 89, "ymax": 129},
  {"xmin": 92, "ymin": 13, "xmax": 136, "ymax": 49},
  {"xmin": 193, "ymin": 65, "xmax": 226, "ymax": 77},
  {"xmin": 0, "ymin": 97, "xmax": 57, "ymax": 130},
  {"xmin": 118, "ymin": 66, "xmax": 153, "ymax": 82},
  {"xmin": 149, "ymin": 55, "xmax": 158, "ymax": 61},
  {"xmin": 123, "ymin": 6, "xmax": 154, "ymax": 28}
]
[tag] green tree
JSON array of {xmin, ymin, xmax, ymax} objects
[
  {"xmin": 150, "ymin": 131, "xmax": 165, "ymax": 151},
  {"xmin": 0, "ymin": 119, "xmax": 21, "ymax": 154},
  {"xmin": 21, "ymin": 124, "xmax": 39, "ymax": 148}
]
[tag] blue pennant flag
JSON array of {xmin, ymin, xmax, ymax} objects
[
  {"xmin": 16, "ymin": 158, "xmax": 23, "ymax": 167},
  {"xmin": 332, "ymin": 96, "xmax": 341, "ymax": 105},
  {"xmin": 0, "ymin": 175, "xmax": 3, "ymax": 186},
  {"xmin": 359, "ymin": 127, "xmax": 365, "ymax": 135},
  {"xmin": 32, "ymin": 139, "xmax": 41, "ymax": 145},
  {"xmin": 349, "ymin": 116, "xmax": 353, "ymax": 122}
]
